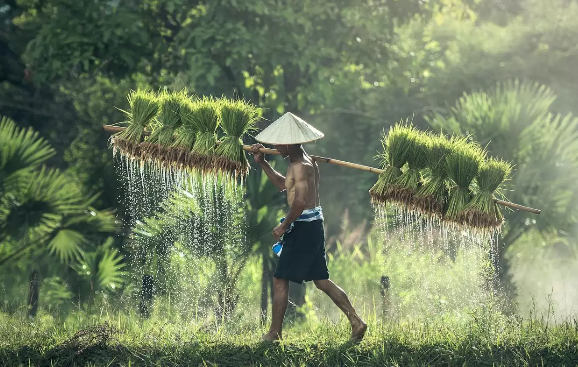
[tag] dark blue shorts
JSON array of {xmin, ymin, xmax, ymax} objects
[{"xmin": 274, "ymin": 220, "xmax": 330, "ymax": 284}]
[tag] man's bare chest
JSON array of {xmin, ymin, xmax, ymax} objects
[{"xmin": 285, "ymin": 170, "xmax": 295, "ymax": 192}]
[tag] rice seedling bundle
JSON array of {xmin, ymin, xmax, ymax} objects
[
  {"xmin": 369, "ymin": 123, "xmax": 416, "ymax": 203},
  {"xmin": 187, "ymin": 96, "xmax": 220, "ymax": 172},
  {"xmin": 414, "ymin": 133, "xmax": 453, "ymax": 216},
  {"xmin": 169, "ymin": 96, "xmax": 199, "ymax": 169},
  {"xmin": 140, "ymin": 90, "xmax": 185, "ymax": 163},
  {"xmin": 112, "ymin": 89, "xmax": 160, "ymax": 159},
  {"xmin": 444, "ymin": 137, "xmax": 486, "ymax": 224},
  {"xmin": 462, "ymin": 158, "xmax": 512, "ymax": 229},
  {"xmin": 387, "ymin": 131, "xmax": 429, "ymax": 207},
  {"xmin": 214, "ymin": 99, "xmax": 260, "ymax": 177}
]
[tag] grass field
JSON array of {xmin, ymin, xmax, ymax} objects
[
  {"xmin": 2, "ymin": 233, "xmax": 576, "ymax": 366},
  {"xmin": 1, "ymin": 308, "xmax": 577, "ymax": 367}
]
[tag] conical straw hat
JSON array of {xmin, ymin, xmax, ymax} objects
[{"xmin": 255, "ymin": 112, "xmax": 324, "ymax": 145}]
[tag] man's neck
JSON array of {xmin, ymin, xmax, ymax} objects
[{"xmin": 288, "ymin": 146, "xmax": 306, "ymax": 163}]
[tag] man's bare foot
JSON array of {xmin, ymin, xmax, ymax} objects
[
  {"xmin": 350, "ymin": 319, "xmax": 367, "ymax": 341},
  {"xmin": 262, "ymin": 331, "xmax": 281, "ymax": 342}
]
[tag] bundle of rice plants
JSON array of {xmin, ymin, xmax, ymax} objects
[
  {"xmin": 387, "ymin": 131, "xmax": 429, "ymax": 207},
  {"xmin": 169, "ymin": 96, "xmax": 199, "ymax": 169},
  {"xmin": 140, "ymin": 90, "xmax": 185, "ymax": 164},
  {"xmin": 188, "ymin": 96, "xmax": 220, "ymax": 172},
  {"xmin": 369, "ymin": 122, "xmax": 416, "ymax": 203},
  {"xmin": 214, "ymin": 98, "xmax": 260, "ymax": 177},
  {"xmin": 444, "ymin": 137, "xmax": 486, "ymax": 224},
  {"xmin": 112, "ymin": 89, "xmax": 160, "ymax": 159},
  {"xmin": 414, "ymin": 133, "xmax": 453, "ymax": 216},
  {"xmin": 462, "ymin": 158, "xmax": 512, "ymax": 229}
]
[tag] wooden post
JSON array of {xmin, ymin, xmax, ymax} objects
[
  {"xmin": 139, "ymin": 274, "xmax": 154, "ymax": 318},
  {"xmin": 380, "ymin": 275, "xmax": 390, "ymax": 316},
  {"xmin": 260, "ymin": 252, "xmax": 270, "ymax": 325},
  {"xmin": 286, "ymin": 283, "xmax": 306, "ymax": 321},
  {"xmin": 27, "ymin": 270, "xmax": 39, "ymax": 318}
]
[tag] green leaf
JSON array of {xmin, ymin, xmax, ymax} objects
[
  {"xmin": 0, "ymin": 116, "xmax": 55, "ymax": 193},
  {"xmin": 47, "ymin": 229, "xmax": 85, "ymax": 263}
]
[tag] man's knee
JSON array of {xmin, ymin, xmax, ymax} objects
[
  {"xmin": 314, "ymin": 279, "xmax": 330, "ymax": 291},
  {"xmin": 273, "ymin": 277, "xmax": 289, "ymax": 290}
]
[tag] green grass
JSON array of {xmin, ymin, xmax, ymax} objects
[
  {"xmin": 3, "ymin": 232, "xmax": 576, "ymax": 366},
  {"xmin": 1, "ymin": 310, "xmax": 577, "ymax": 367}
]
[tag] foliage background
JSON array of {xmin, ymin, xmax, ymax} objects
[{"xmin": 1, "ymin": 0, "xmax": 577, "ymax": 327}]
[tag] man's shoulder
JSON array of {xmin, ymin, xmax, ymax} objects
[
  {"xmin": 291, "ymin": 160, "xmax": 313, "ymax": 171},
  {"xmin": 287, "ymin": 160, "xmax": 313, "ymax": 177}
]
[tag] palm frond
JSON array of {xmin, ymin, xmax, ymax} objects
[
  {"xmin": 46, "ymin": 211, "xmax": 118, "ymax": 263},
  {"xmin": 43, "ymin": 276, "xmax": 74, "ymax": 309},
  {"xmin": 72, "ymin": 237, "xmax": 125, "ymax": 292},
  {"xmin": 95, "ymin": 238, "xmax": 125, "ymax": 291},
  {"xmin": 0, "ymin": 116, "xmax": 55, "ymax": 194},
  {"xmin": 47, "ymin": 229, "xmax": 86, "ymax": 262},
  {"xmin": 0, "ymin": 167, "xmax": 117, "ymax": 261}
]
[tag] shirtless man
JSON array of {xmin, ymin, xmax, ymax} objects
[{"xmin": 251, "ymin": 141, "xmax": 367, "ymax": 342}]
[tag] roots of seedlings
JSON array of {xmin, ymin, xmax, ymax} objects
[
  {"xmin": 459, "ymin": 207, "xmax": 504, "ymax": 229},
  {"xmin": 369, "ymin": 166, "xmax": 402, "ymax": 204},
  {"xmin": 110, "ymin": 137, "xmax": 142, "ymax": 160},
  {"xmin": 445, "ymin": 187, "xmax": 471, "ymax": 224},
  {"xmin": 213, "ymin": 156, "xmax": 249, "ymax": 178},
  {"xmin": 413, "ymin": 176, "xmax": 447, "ymax": 217}
]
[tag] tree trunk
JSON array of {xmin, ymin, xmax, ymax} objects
[
  {"xmin": 216, "ymin": 286, "xmax": 238, "ymax": 321},
  {"xmin": 269, "ymin": 273, "xmax": 274, "ymax": 308},
  {"xmin": 214, "ymin": 258, "xmax": 239, "ymax": 321},
  {"xmin": 139, "ymin": 274, "xmax": 154, "ymax": 318},
  {"xmin": 260, "ymin": 251, "xmax": 270, "ymax": 324},
  {"xmin": 380, "ymin": 275, "xmax": 391, "ymax": 317},
  {"xmin": 27, "ymin": 269, "xmax": 39, "ymax": 318}
]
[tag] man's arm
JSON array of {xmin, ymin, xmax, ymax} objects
[
  {"xmin": 280, "ymin": 163, "xmax": 309, "ymax": 229},
  {"xmin": 260, "ymin": 160, "xmax": 286, "ymax": 192},
  {"xmin": 251, "ymin": 143, "xmax": 286, "ymax": 191}
]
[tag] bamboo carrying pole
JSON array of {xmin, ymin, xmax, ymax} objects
[{"xmin": 103, "ymin": 125, "xmax": 541, "ymax": 215}]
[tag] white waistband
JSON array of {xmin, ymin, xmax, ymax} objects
[{"xmin": 295, "ymin": 206, "xmax": 323, "ymax": 222}]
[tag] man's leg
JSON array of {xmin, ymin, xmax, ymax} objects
[
  {"xmin": 263, "ymin": 277, "xmax": 289, "ymax": 341},
  {"xmin": 314, "ymin": 279, "xmax": 367, "ymax": 340}
]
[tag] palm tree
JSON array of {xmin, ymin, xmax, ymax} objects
[
  {"xmin": 130, "ymin": 177, "xmax": 249, "ymax": 319},
  {"xmin": 129, "ymin": 162, "xmax": 286, "ymax": 321},
  {"xmin": 426, "ymin": 80, "xmax": 578, "ymax": 298},
  {"xmin": 0, "ymin": 116, "xmax": 118, "ymax": 315}
]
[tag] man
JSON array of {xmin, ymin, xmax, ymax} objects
[{"xmin": 250, "ymin": 112, "xmax": 367, "ymax": 342}]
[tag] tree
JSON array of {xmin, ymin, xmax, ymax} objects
[
  {"xmin": 4, "ymin": 0, "xmax": 378, "ymax": 236},
  {"xmin": 0, "ymin": 116, "xmax": 120, "ymax": 315},
  {"xmin": 13, "ymin": 0, "xmax": 567, "ymax": 236},
  {"xmin": 129, "ymin": 175, "xmax": 249, "ymax": 319},
  {"xmin": 4, "ymin": 0, "xmax": 578, "ymax": 312},
  {"xmin": 127, "ymin": 160, "xmax": 288, "ymax": 320}
]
